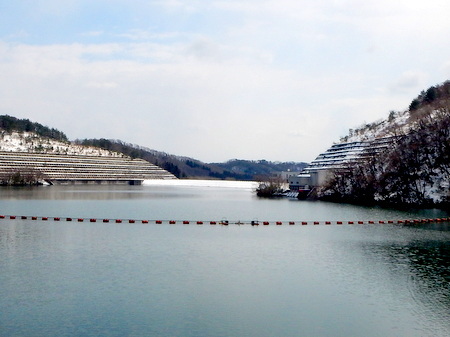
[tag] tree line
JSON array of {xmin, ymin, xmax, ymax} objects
[
  {"xmin": 0, "ymin": 168, "xmax": 45, "ymax": 186},
  {"xmin": 409, "ymin": 80, "xmax": 450, "ymax": 111},
  {"xmin": 0, "ymin": 115, "xmax": 68, "ymax": 142}
]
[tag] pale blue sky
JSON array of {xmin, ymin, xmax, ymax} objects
[{"xmin": 1, "ymin": 0, "xmax": 449, "ymax": 162}]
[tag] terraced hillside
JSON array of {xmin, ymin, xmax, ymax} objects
[{"xmin": 0, "ymin": 151, "xmax": 175, "ymax": 185}]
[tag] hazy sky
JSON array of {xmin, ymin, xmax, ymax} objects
[{"xmin": 1, "ymin": 0, "xmax": 449, "ymax": 163}]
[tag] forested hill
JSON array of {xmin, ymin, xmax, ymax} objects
[
  {"xmin": 340, "ymin": 81, "xmax": 450, "ymax": 143},
  {"xmin": 76, "ymin": 138, "xmax": 307, "ymax": 179},
  {"xmin": 320, "ymin": 80, "xmax": 450, "ymax": 208},
  {"xmin": 0, "ymin": 115, "xmax": 68, "ymax": 142}
]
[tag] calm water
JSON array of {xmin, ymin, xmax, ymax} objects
[{"xmin": 0, "ymin": 181, "xmax": 449, "ymax": 337}]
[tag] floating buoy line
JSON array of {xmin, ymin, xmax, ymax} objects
[{"xmin": 0, "ymin": 215, "xmax": 449, "ymax": 226}]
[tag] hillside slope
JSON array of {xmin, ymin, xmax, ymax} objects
[
  {"xmin": 0, "ymin": 131, "xmax": 123, "ymax": 157},
  {"xmin": 341, "ymin": 80, "xmax": 450, "ymax": 143},
  {"xmin": 320, "ymin": 80, "xmax": 450, "ymax": 208},
  {"xmin": 0, "ymin": 115, "xmax": 124, "ymax": 157},
  {"xmin": 0, "ymin": 115, "xmax": 307, "ymax": 180}
]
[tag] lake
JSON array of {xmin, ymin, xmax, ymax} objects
[{"xmin": 0, "ymin": 180, "xmax": 449, "ymax": 337}]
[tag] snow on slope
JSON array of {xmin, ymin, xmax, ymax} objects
[
  {"xmin": 340, "ymin": 110, "xmax": 410, "ymax": 143},
  {"xmin": 0, "ymin": 131, "xmax": 124, "ymax": 157},
  {"xmin": 335, "ymin": 106, "xmax": 450, "ymax": 205}
]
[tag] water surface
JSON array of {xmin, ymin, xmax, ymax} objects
[{"xmin": 0, "ymin": 181, "xmax": 448, "ymax": 337}]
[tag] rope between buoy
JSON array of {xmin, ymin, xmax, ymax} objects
[{"xmin": 0, "ymin": 215, "xmax": 448, "ymax": 225}]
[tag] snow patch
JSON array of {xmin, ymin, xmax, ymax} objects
[
  {"xmin": 0, "ymin": 131, "xmax": 125, "ymax": 157},
  {"xmin": 341, "ymin": 110, "xmax": 411, "ymax": 143}
]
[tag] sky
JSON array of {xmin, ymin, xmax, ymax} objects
[{"xmin": 0, "ymin": 0, "xmax": 449, "ymax": 163}]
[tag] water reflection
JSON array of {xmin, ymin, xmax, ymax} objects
[
  {"xmin": 0, "ymin": 220, "xmax": 449, "ymax": 336},
  {"xmin": 0, "ymin": 183, "xmax": 448, "ymax": 222},
  {"xmin": 358, "ymin": 225, "xmax": 450, "ymax": 335},
  {"xmin": 0, "ymin": 185, "xmax": 157, "ymax": 200}
]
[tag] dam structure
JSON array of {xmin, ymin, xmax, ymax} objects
[
  {"xmin": 0, "ymin": 151, "xmax": 176, "ymax": 185},
  {"xmin": 289, "ymin": 136, "xmax": 397, "ymax": 190}
]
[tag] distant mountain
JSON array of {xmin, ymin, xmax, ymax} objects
[
  {"xmin": 75, "ymin": 138, "xmax": 308, "ymax": 180},
  {"xmin": 212, "ymin": 159, "xmax": 307, "ymax": 178}
]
